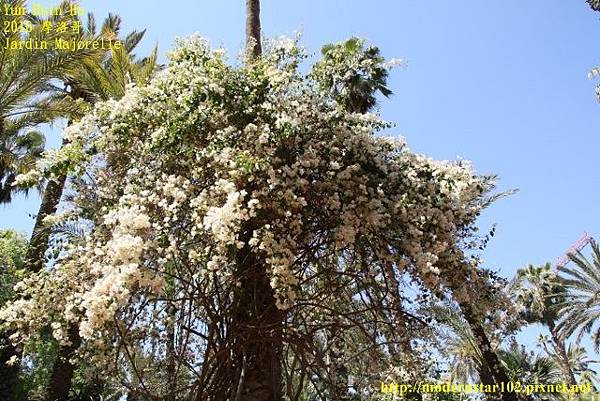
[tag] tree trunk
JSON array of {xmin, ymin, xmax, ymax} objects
[
  {"xmin": 22, "ymin": 135, "xmax": 78, "ymax": 401},
  {"xmin": 226, "ymin": 4, "xmax": 284, "ymax": 398},
  {"xmin": 245, "ymin": 0, "xmax": 262, "ymax": 60},
  {"xmin": 0, "ymin": 337, "xmax": 20, "ymax": 400},
  {"xmin": 24, "ymin": 163, "xmax": 68, "ymax": 274},
  {"xmin": 27, "ymin": 157, "xmax": 71, "ymax": 401},
  {"xmin": 45, "ymin": 323, "xmax": 81, "ymax": 401},
  {"xmin": 231, "ymin": 244, "xmax": 283, "ymax": 401},
  {"xmin": 459, "ymin": 302, "xmax": 521, "ymax": 401},
  {"xmin": 548, "ymin": 321, "xmax": 577, "ymax": 386},
  {"xmin": 2, "ymin": 143, "xmax": 69, "ymax": 400}
]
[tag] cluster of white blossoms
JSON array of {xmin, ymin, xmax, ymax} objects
[
  {"xmin": 2, "ymin": 35, "xmax": 495, "ymax": 352},
  {"xmin": 202, "ymin": 179, "xmax": 250, "ymax": 248}
]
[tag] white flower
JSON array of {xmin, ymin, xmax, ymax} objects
[
  {"xmin": 6, "ymin": 355, "xmax": 19, "ymax": 367},
  {"xmin": 107, "ymin": 234, "xmax": 144, "ymax": 264},
  {"xmin": 384, "ymin": 57, "xmax": 406, "ymax": 69}
]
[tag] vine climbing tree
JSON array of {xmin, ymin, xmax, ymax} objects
[{"xmin": 1, "ymin": 1, "xmax": 519, "ymax": 400}]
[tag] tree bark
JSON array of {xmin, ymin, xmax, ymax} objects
[
  {"xmin": 24, "ymin": 158, "xmax": 68, "ymax": 274},
  {"xmin": 45, "ymin": 323, "xmax": 81, "ymax": 401},
  {"xmin": 231, "ymin": 243, "xmax": 283, "ymax": 401},
  {"xmin": 245, "ymin": 0, "xmax": 262, "ymax": 60},
  {"xmin": 459, "ymin": 302, "xmax": 521, "ymax": 401}
]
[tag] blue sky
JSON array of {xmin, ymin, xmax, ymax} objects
[{"xmin": 2, "ymin": 0, "xmax": 600, "ymax": 354}]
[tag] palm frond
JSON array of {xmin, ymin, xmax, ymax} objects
[{"xmin": 556, "ymin": 241, "xmax": 600, "ymax": 344}]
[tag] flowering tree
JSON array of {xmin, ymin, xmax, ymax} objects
[{"xmin": 1, "ymin": 30, "xmax": 517, "ymax": 401}]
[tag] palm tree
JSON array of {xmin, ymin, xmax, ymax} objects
[
  {"xmin": 23, "ymin": 10, "xmax": 157, "ymax": 275},
  {"xmin": 444, "ymin": 320, "xmax": 483, "ymax": 383},
  {"xmin": 432, "ymin": 301, "xmax": 588, "ymax": 401},
  {"xmin": 454, "ymin": 294, "xmax": 520, "ymax": 401},
  {"xmin": 47, "ymin": 13, "xmax": 157, "ymax": 104},
  {"xmin": 0, "ymin": 0, "xmax": 99, "ymax": 206},
  {"xmin": 0, "ymin": 2, "xmax": 102, "ymax": 397},
  {"xmin": 556, "ymin": 240, "xmax": 600, "ymax": 351},
  {"xmin": 499, "ymin": 342, "xmax": 562, "ymax": 382},
  {"xmin": 21, "ymin": 13, "xmax": 158, "ymax": 401},
  {"xmin": 498, "ymin": 342, "xmax": 563, "ymax": 400},
  {"xmin": 561, "ymin": 344, "xmax": 598, "ymax": 386},
  {"xmin": 430, "ymin": 302, "xmax": 497, "ymax": 385},
  {"xmin": 310, "ymin": 37, "xmax": 394, "ymax": 114},
  {"xmin": 0, "ymin": 129, "xmax": 44, "ymax": 203},
  {"xmin": 0, "ymin": 6, "xmax": 157, "ymax": 399},
  {"xmin": 513, "ymin": 263, "xmax": 577, "ymax": 385}
]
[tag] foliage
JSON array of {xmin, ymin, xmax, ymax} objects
[
  {"xmin": 498, "ymin": 342, "xmax": 563, "ymax": 400},
  {"xmin": 311, "ymin": 37, "xmax": 400, "ymax": 113},
  {"xmin": 513, "ymin": 263, "xmax": 564, "ymax": 326},
  {"xmin": 0, "ymin": 130, "xmax": 45, "ymax": 204},
  {"xmin": 429, "ymin": 302, "xmax": 483, "ymax": 383},
  {"xmin": 0, "ymin": 230, "xmax": 27, "ymax": 399},
  {"xmin": 0, "ymin": 0, "xmax": 102, "ymax": 204},
  {"xmin": 0, "ymin": 230, "xmax": 27, "ymax": 304},
  {"xmin": 0, "ymin": 0, "xmax": 98, "ymax": 123},
  {"xmin": 556, "ymin": 240, "xmax": 600, "ymax": 351},
  {"xmin": 46, "ymin": 12, "xmax": 159, "ymax": 107},
  {"xmin": 17, "ymin": 333, "xmax": 59, "ymax": 399}
]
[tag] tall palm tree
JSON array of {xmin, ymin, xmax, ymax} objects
[
  {"xmin": 24, "ymin": 13, "xmax": 158, "ymax": 401},
  {"xmin": 556, "ymin": 240, "xmax": 600, "ymax": 351},
  {"xmin": 0, "ymin": 2, "xmax": 101, "ymax": 397},
  {"xmin": 513, "ymin": 263, "xmax": 577, "ymax": 385}
]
